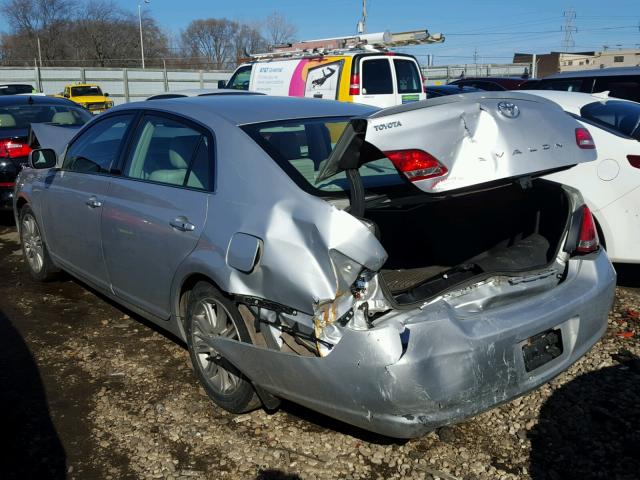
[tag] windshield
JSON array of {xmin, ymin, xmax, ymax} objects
[
  {"xmin": 71, "ymin": 86, "xmax": 103, "ymax": 97},
  {"xmin": 580, "ymin": 100, "xmax": 640, "ymax": 138},
  {"xmin": 242, "ymin": 117, "xmax": 403, "ymax": 194},
  {"xmin": 0, "ymin": 84, "xmax": 36, "ymax": 95},
  {"xmin": 0, "ymin": 104, "xmax": 92, "ymax": 130}
]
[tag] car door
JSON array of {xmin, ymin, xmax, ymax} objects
[
  {"xmin": 358, "ymin": 57, "xmax": 396, "ymax": 108},
  {"xmin": 101, "ymin": 112, "xmax": 210, "ymax": 319},
  {"xmin": 392, "ymin": 58, "xmax": 426, "ymax": 104},
  {"xmin": 42, "ymin": 113, "xmax": 136, "ymax": 289}
]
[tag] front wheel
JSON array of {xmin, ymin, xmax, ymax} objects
[
  {"xmin": 19, "ymin": 205, "xmax": 58, "ymax": 281},
  {"xmin": 185, "ymin": 281, "xmax": 260, "ymax": 413}
]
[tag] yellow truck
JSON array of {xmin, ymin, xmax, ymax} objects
[{"xmin": 55, "ymin": 83, "xmax": 114, "ymax": 114}]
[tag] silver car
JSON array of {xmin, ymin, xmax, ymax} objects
[{"xmin": 14, "ymin": 93, "xmax": 616, "ymax": 438}]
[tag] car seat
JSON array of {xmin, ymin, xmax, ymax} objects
[
  {"xmin": 148, "ymin": 135, "xmax": 200, "ymax": 186},
  {"xmin": 51, "ymin": 111, "xmax": 76, "ymax": 125},
  {"xmin": 0, "ymin": 113, "xmax": 16, "ymax": 127}
]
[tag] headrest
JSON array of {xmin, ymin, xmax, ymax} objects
[
  {"xmin": 0, "ymin": 114, "xmax": 16, "ymax": 127},
  {"xmin": 268, "ymin": 132, "xmax": 302, "ymax": 160},
  {"xmin": 168, "ymin": 135, "xmax": 200, "ymax": 169},
  {"xmin": 51, "ymin": 111, "xmax": 75, "ymax": 125}
]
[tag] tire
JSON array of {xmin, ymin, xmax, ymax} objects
[
  {"xmin": 19, "ymin": 205, "xmax": 58, "ymax": 281},
  {"xmin": 185, "ymin": 281, "xmax": 260, "ymax": 413}
]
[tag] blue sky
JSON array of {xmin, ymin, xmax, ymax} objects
[{"xmin": 120, "ymin": 0, "xmax": 639, "ymax": 64}]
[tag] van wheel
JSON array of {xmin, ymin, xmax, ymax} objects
[
  {"xmin": 185, "ymin": 281, "xmax": 260, "ymax": 413},
  {"xmin": 19, "ymin": 205, "xmax": 58, "ymax": 281}
]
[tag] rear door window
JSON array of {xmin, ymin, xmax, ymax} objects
[
  {"xmin": 361, "ymin": 58, "xmax": 393, "ymax": 95},
  {"xmin": 393, "ymin": 59, "xmax": 422, "ymax": 94},
  {"xmin": 63, "ymin": 114, "xmax": 135, "ymax": 173},
  {"xmin": 124, "ymin": 114, "xmax": 211, "ymax": 189},
  {"xmin": 580, "ymin": 100, "xmax": 640, "ymax": 138}
]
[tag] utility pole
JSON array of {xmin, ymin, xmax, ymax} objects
[
  {"xmin": 562, "ymin": 10, "xmax": 577, "ymax": 52},
  {"xmin": 36, "ymin": 36, "xmax": 43, "ymax": 68},
  {"xmin": 357, "ymin": 0, "xmax": 367, "ymax": 34},
  {"xmin": 473, "ymin": 47, "xmax": 478, "ymax": 76},
  {"xmin": 138, "ymin": 0, "xmax": 150, "ymax": 69}
]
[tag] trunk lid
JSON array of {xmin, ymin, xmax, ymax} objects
[{"xmin": 317, "ymin": 92, "xmax": 597, "ymax": 193}]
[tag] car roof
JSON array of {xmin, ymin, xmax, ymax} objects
[
  {"xmin": 544, "ymin": 66, "xmax": 640, "ymax": 79},
  {"xmin": 118, "ymin": 95, "xmax": 378, "ymax": 126},
  {"xmin": 0, "ymin": 95, "xmax": 80, "ymax": 107},
  {"xmin": 518, "ymin": 89, "xmax": 637, "ymax": 114},
  {"xmin": 146, "ymin": 89, "xmax": 263, "ymax": 100}
]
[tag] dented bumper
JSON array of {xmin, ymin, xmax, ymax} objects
[{"xmin": 213, "ymin": 251, "xmax": 615, "ymax": 438}]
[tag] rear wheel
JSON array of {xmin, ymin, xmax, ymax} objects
[
  {"xmin": 19, "ymin": 205, "xmax": 58, "ymax": 281},
  {"xmin": 185, "ymin": 281, "xmax": 260, "ymax": 413}
]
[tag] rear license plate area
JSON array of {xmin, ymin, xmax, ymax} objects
[{"xmin": 522, "ymin": 328, "xmax": 563, "ymax": 372}]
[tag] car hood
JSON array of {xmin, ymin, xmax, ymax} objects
[
  {"xmin": 72, "ymin": 96, "xmax": 107, "ymax": 103},
  {"xmin": 317, "ymin": 91, "xmax": 597, "ymax": 193}
]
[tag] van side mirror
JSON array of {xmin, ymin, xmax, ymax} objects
[
  {"xmin": 218, "ymin": 80, "xmax": 227, "ymax": 89},
  {"xmin": 29, "ymin": 149, "xmax": 57, "ymax": 169},
  {"xmin": 104, "ymin": 92, "xmax": 109, "ymax": 97}
]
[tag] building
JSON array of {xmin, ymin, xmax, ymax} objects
[{"xmin": 514, "ymin": 49, "xmax": 640, "ymax": 78}]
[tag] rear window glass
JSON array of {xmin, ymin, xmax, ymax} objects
[
  {"xmin": 394, "ymin": 59, "xmax": 422, "ymax": 94},
  {"xmin": 593, "ymin": 76, "xmax": 640, "ymax": 102},
  {"xmin": 71, "ymin": 86, "xmax": 103, "ymax": 97},
  {"xmin": 536, "ymin": 79, "xmax": 585, "ymax": 92},
  {"xmin": 362, "ymin": 59, "xmax": 393, "ymax": 95},
  {"xmin": 0, "ymin": 84, "xmax": 35, "ymax": 95},
  {"xmin": 242, "ymin": 117, "xmax": 402, "ymax": 194},
  {"xmin": 580, "ymin": 100, "xmax": 640, "ymax": 138},
  {"xmin": 0, "ymin": 104, "xmax": 92, "ymax": 130}
]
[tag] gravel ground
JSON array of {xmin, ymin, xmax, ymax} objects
[{"xmin": 1, "ymin": 217, "xmax": 639, "ymax": 480}]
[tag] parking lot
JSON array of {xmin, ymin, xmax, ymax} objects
[{"xmin": 1, "ymin": 214, "xmax": 639, "ymax": 480}]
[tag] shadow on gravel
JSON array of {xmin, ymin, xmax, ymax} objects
[
  {"xmin": 615, "ymin": 263, "xmax": 640, "ymax": 288},
  {"xmin": 256, "ymin": 469, "xmax": 302, "ymax": 480},
  {"xmin": 0, "ymin": 309, "xmax": 66, "ymax": 479},
  {"xmin": 529, "ymin": 351, "xmax": 640, "ymax": 480}
]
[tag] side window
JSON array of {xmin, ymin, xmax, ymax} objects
[
  {"xmin": 393, "ymin": 59, "xmax": 422, "ymax": 94},
  {"xmin": 124, "ymin": 115, "xmax": 211, "ymax": 189},
  {"xmin": 361, "ymin": 59, "xmax": 393, "ymax": 95},
  {"xmin": 63, "ymin": 114, "xmax": 134, "ymax": 173},
  {"xmin": 228, "ymin": 66, "xmax": 252, "ymax": 90}
]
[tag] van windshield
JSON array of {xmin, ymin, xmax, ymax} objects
[{"xmin": 242, "ymin": 117, "xmax": 403, "ymax": 194}]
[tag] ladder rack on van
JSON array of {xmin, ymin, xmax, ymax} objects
[{"xmin": 250, "ymin": 29, "xmax": 444, "ymax": 61}]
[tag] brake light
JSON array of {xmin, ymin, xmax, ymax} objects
[
  {"xmin": 575, "ymin": 205, "xmax": 599, "ymax": 254},
  {"xmin": 0, "ymin": 139, "xmax": 31, "ymax": 159},
  {"xmin": 575, "ymin": 128, "xmax": 595, "ymax": 149},
  {"xmin": 627, "ymin": 155, "xmax": 640, "ymax": 168},
  {"xmin": 349, "ymin": 74, "xmax": 360, "ymax": 96},
  {"xmin": 384, "ymin": 149, "xmax": 448, "ymax": 182},
  {"xmin": 0, "ymin": 182, "xmax": 15, "ymax": 188}
]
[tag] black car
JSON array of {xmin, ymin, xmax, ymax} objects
[
  {"xmin": 425, "ymin": 85, "xmax": 483, "ymax": 98},
  {"xmin": 523, "ymin": 67, "xmax": 640, "ymax": 102},
  {"xmin": 0, "ymin": 95, "xmax": 92, "ymax": 211},
  {"xmin": 0, "ymin": 84, "xmax": 38, "ymax": 96},
  {"xmin": 448, "ymin": 77, "xmax": 531, "ymax": 91}
]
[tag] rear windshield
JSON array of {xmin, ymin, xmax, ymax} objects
[
  {"xmin": 0, "ymin": 104, "xmax": 92, "ymax": 130},
  {"xmin": 394, "ymin": 59, "xmax": 422, "ymax": 94},
  {"xmin": 534, "ymin": 79, "xmax": 585, "ymax": 92},
  {"xmin": 361, "ymin": 59, "xmax": 393, "ymax": 95},
  {"xmin": 580, "ymin": 100, "xmax": 640, "ymax": 138},
  {"xmin": 72, "ymin": 86, "xmax": 103, "ymax": 97},
  {"xmin": 0, "ymin": 84, "xmax": 35, "ymax": 95},
  {"xmin": 242, "ymin": 117, "xmax": 402, "ymax": 194}
]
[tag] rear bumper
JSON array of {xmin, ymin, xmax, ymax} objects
[{"xmin": 214, "ymin": 251, "xmax": 616, "ymax": 438}]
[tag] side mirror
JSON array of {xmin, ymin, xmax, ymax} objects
[
  {"xmin": 28, "ymin": 149, "xmax": 57, "ymax": 169},
  {"xmin": 218, "ymin": 80, "xmax": 227, "ymax": 89},
  {"xmin": 104, "ymin": 92, "xmax": 109, "ymax": 97}
]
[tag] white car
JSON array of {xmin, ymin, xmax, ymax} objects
[{"xmin": 522, "ymin": 90, "xmax": 640, "ymax": 264}]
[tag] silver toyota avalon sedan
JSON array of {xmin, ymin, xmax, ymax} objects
[{"xmin": 14, "ymin": 93, "xmax": 616, "ymax": 438}]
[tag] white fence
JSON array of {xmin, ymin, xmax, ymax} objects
[
  {"xmin": 422, "ymin": 63, "xmax": 532, "ymax": 85},
  {"xmin": 0, "ymin": 66, "xmax": 233, "ymax": 104}
]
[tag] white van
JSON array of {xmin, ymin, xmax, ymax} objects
[{"xmin": 221, "ymin": 52, "xmax": 426, "ymax": 108}]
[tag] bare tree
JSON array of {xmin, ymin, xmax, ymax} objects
[
  {"xmin": 264, "ymin": 11, "xmax": 297, "ymax": 46},
  {"xmin": 232, "ymin": 23, "xmax": 267, "ymax": 59},
  {"xmin": 181, "ymin": 18, "xmax": 238, "ymax": 69}
]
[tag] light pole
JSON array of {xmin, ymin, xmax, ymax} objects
[{"xmin": 138, "ymin": 0, "xmax": 150, "ymax": 69}]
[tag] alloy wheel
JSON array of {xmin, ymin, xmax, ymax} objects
[{"xmin": 22, "ymin": 214, "xmax": 44, "ymax": 273}]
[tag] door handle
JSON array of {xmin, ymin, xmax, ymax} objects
[
  {"xmin": 170, "ymin": 216, "xmax": 195, "ymax": 232},
  {"xmin": 86, "ymin": 196, "xmax": 102, "ymax": 208}
]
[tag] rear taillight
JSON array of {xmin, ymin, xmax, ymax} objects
[
  {"xmin": 0, "ymin": 182, "xmax": 16, "ymax": 188},
  {"xmin": 575, "ymin": 128, "xmax": 595, "ymax": 149},
  {"xmin": 0, "ymin": 139, "xmax": 31, "ymax": 159},
  {"xmin": 627, "ymin": 155, "xmax": 640, "ymax": 168},
  {"xmin": 575, "ymin": 205, "xmax": 599, "ymax": 254},
  {"xmin": 349, "ymin": 74, "xmax": 360, "ymax": 96},
  {"xmin": 384, "ymin": 149, "xmax": 448, "ymax": 182}
]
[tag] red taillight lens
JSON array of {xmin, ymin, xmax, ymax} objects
[
  {"xmin": 627, "ymin": 155, "xmax": 640, "ymax": 168},
  {"xmin": 0, "ymin": 139, "xmax": 31, "ymax": 159},
  {"xmin": 384, "ymin": 149, "xmax": 448, "ymax": 182},
  {"xmin": 0, "ymin": 182, "xmax": 16, "ymax": 188},
  {"xmin": 575, "ymin": 128, "xmax": 595, "ymax": 149},
  {"xmin": 576, "ymin": 205, "xmax": 599, "ymax": 254},
  {"xmin": 349, "ymin": 74, "xmax": 360, "ymax": 96}
]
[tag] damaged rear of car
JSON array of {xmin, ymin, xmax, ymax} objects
[{"xmin": 209, "ymin": 92, "xmax": 615, "ymax": 438}]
